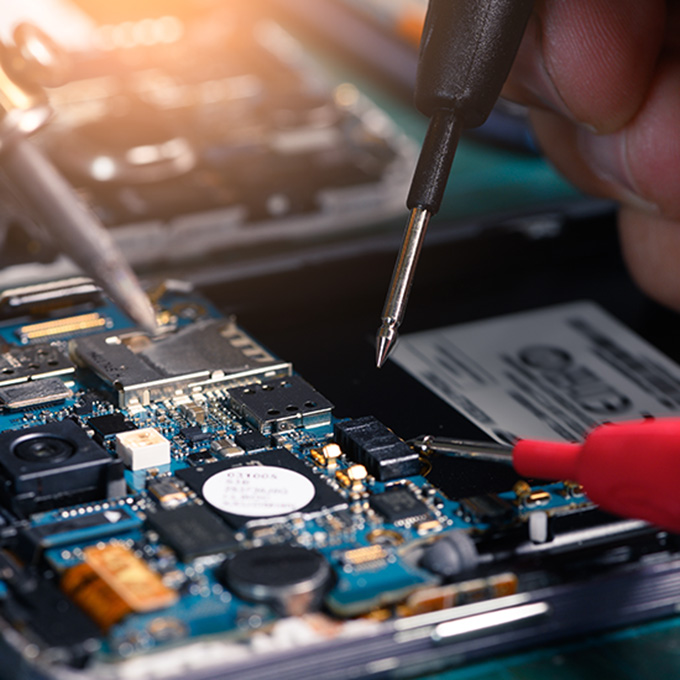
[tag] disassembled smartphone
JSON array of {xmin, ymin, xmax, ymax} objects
[{"xmin": 0, "ymin": 276, "xmax": 678, "ymax": 680}]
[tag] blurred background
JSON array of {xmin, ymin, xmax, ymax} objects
[{"xmin": 0, "ymin": 0, "xmax": 600, "ymax": 292}]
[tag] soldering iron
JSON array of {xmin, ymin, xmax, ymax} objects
[{"xmin": 376, "ymin": 0, "xmax": 534, "ymax": 367}]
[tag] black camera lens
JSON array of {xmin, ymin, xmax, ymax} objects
[{"xmin": 12, "ymin": 434, "xmax": 76, "ymax": 463}]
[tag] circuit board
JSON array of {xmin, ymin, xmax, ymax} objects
[{"xmin": 0, "ymin": 277, "xmax": 678, "ymax": 680}]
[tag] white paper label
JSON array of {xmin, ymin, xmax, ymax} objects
[
  {"xmin": 392, "ymin": 301, "xmax": 680, "ymax": 443},
  {"xmin": 202, "ymin": 465, "xmax": 315, "ymax": 517}
]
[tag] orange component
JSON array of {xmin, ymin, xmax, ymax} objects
[
  {"xmin": 62, "ymin": 543, "xmax": 178, "ymax": 630},
  {"xmin": 62, "ymin": 562, "xmax": 132, "ymax": 631}
]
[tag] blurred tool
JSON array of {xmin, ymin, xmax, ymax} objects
[
  {"xmin": 412, "ymin": 418, "xmax": 680, "ymax": 532},
  {"xmin": 0, "ymin": 24, "xmax": 156, "ymax": 333},
  {"xmin": 376, "ymin": 0, "xmax": 533, "ymax": 367}
]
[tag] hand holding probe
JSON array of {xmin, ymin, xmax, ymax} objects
[
  {"xmin": 412, "ymin": 418, "xmax": 680, "ymax": 533},
  {"xmin": 376, "ymin": 0, "xmax": 534, "ymax": 367}
]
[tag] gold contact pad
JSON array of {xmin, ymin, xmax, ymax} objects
[{"xmin": 18, "ymin": 312, "xmax": 106, "ymax": 341}]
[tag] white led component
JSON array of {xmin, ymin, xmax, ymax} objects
[{"xmin": 115, "ymin": 428, "xmax": 171, "ymax": 471}]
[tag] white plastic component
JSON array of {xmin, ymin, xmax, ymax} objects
[
  {"xmin": 528, "ymin": 511, "xmax": 549, "ymax": 544},
  {"xmin": 115, "ymin": 428, "xmax": 171, "ymax": 471}
]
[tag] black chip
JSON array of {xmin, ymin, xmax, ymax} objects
[
  {"xmin": 88, "ymin": 413, "xmax": 134, "ymax": 444},
  {"xmin": 180, "ymin": 426, "xmax": 210, "ymax": 444},
  {"xmin": 146, "ymin": 504, "xmax": 239, "ymax": 561},
  {"xmin": 459, "ymin": 494, "xmax": 515, "ymax": 524},
  {"xmin": 176, "ymin": 448, "xmax": 347, "ymax": 528},
  {"xmin": 369, "ymin": 488, "xmax": 431, "ymax": 524},
  {"xmin": 334, "ymin": 416, "xmax": 421, "ymax": 481},
  {"xmin": 234, "ymin": 430, "xmax": 271, "ymax": 452}
]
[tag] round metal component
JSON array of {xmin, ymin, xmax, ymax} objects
[
  {"xmin": 420, "ymin": 530, "xmax": 479, "ymax": 579},
  {"xmin": 12, "ymin": 433, "xmax": 76, "ymax": 463},
  {"xmin": 221, "ymin": 545, "xmax": 332, "ymax": 616}
]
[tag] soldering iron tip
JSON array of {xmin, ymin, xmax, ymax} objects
[
  {"xmin": 106, "ymin": 266, "xmax": 158, "ymax": 335},
  {"xmin": 375, "ymin": 319, "xmax": 398, "ymax": 368},
  {"xmin": 126, "ymin": 290, "xmax": 158, "ymax": 336}
]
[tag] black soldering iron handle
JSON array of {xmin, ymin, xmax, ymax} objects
[
  {"xmin": 407, "ymin": 0, "xmax": 534, "ymax": 213},
  {"xmin": 416, "ymin": 0, "xmax": 534, "ymax": 123}
]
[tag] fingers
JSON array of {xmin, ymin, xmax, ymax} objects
[
  {"xmin": 500, "ymin": 0, "xmax": 680, "ymax": 311},
  {"xmin": 620, "ymin": 210, "xmax": 680, "ymax": 311},
  {"xmin": 529, "ymin": 56, "xmax": 680, "ymax": 218},
  {"xmin": 503, "ymin": 0, "xmax": 666, "ymax": 132}
]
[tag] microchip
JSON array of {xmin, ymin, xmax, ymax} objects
[
  {"xmin": 176, "ymin": 448, "xmax": 346, "ymax": 528},
  {"xmin": 459, "ymin": 494, "xmax": 515, "ymax": 524},
  {"xmin": 146, "ymin": 504, "xmax": 239, "ymax": 561},
  {"xmin": 89, "ymin": 413, "xmax": 134, "ymax": 444},
  {"xmin": 369, "ymin": 488, "xmax": 431, "ymax": 524},
  {"xmin": 180, "ymin": 426, "xmax": 210, "ymax": 444},
  {"xmin": 234, "ymin": 430, "xmax": 271, "ymax": 453},
  {"xmin": 334, "ymin": 416, "xmax": 421, "ymax": 481},
  {"xmin": 228, "ymin": 376, "xmax": 334, "ymax": 433}
]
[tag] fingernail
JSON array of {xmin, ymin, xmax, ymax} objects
[{"xmin": 577, "ymin": 127, "xmax": 659, "ymax": 213}]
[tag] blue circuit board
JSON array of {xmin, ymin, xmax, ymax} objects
[{"xmin": 0, "ymin": 277, "xmax": 672, "ymax": 679}]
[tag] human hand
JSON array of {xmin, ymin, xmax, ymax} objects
[{"xmin": 502, "ymin": 0, "xmax": 680, "ymax": 308}]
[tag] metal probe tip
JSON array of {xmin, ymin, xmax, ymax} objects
[
  {"xmin": 375, "ymin": 206, "xmax": 431, "ymax": 368},
  {"xmin": 376, "ymin": 318, "xmax": 398, "ymax": 368}
]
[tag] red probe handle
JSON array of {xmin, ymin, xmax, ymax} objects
[{"xmin": 513, "ymin": 418, "xmax": 680, "ymax": 533}]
